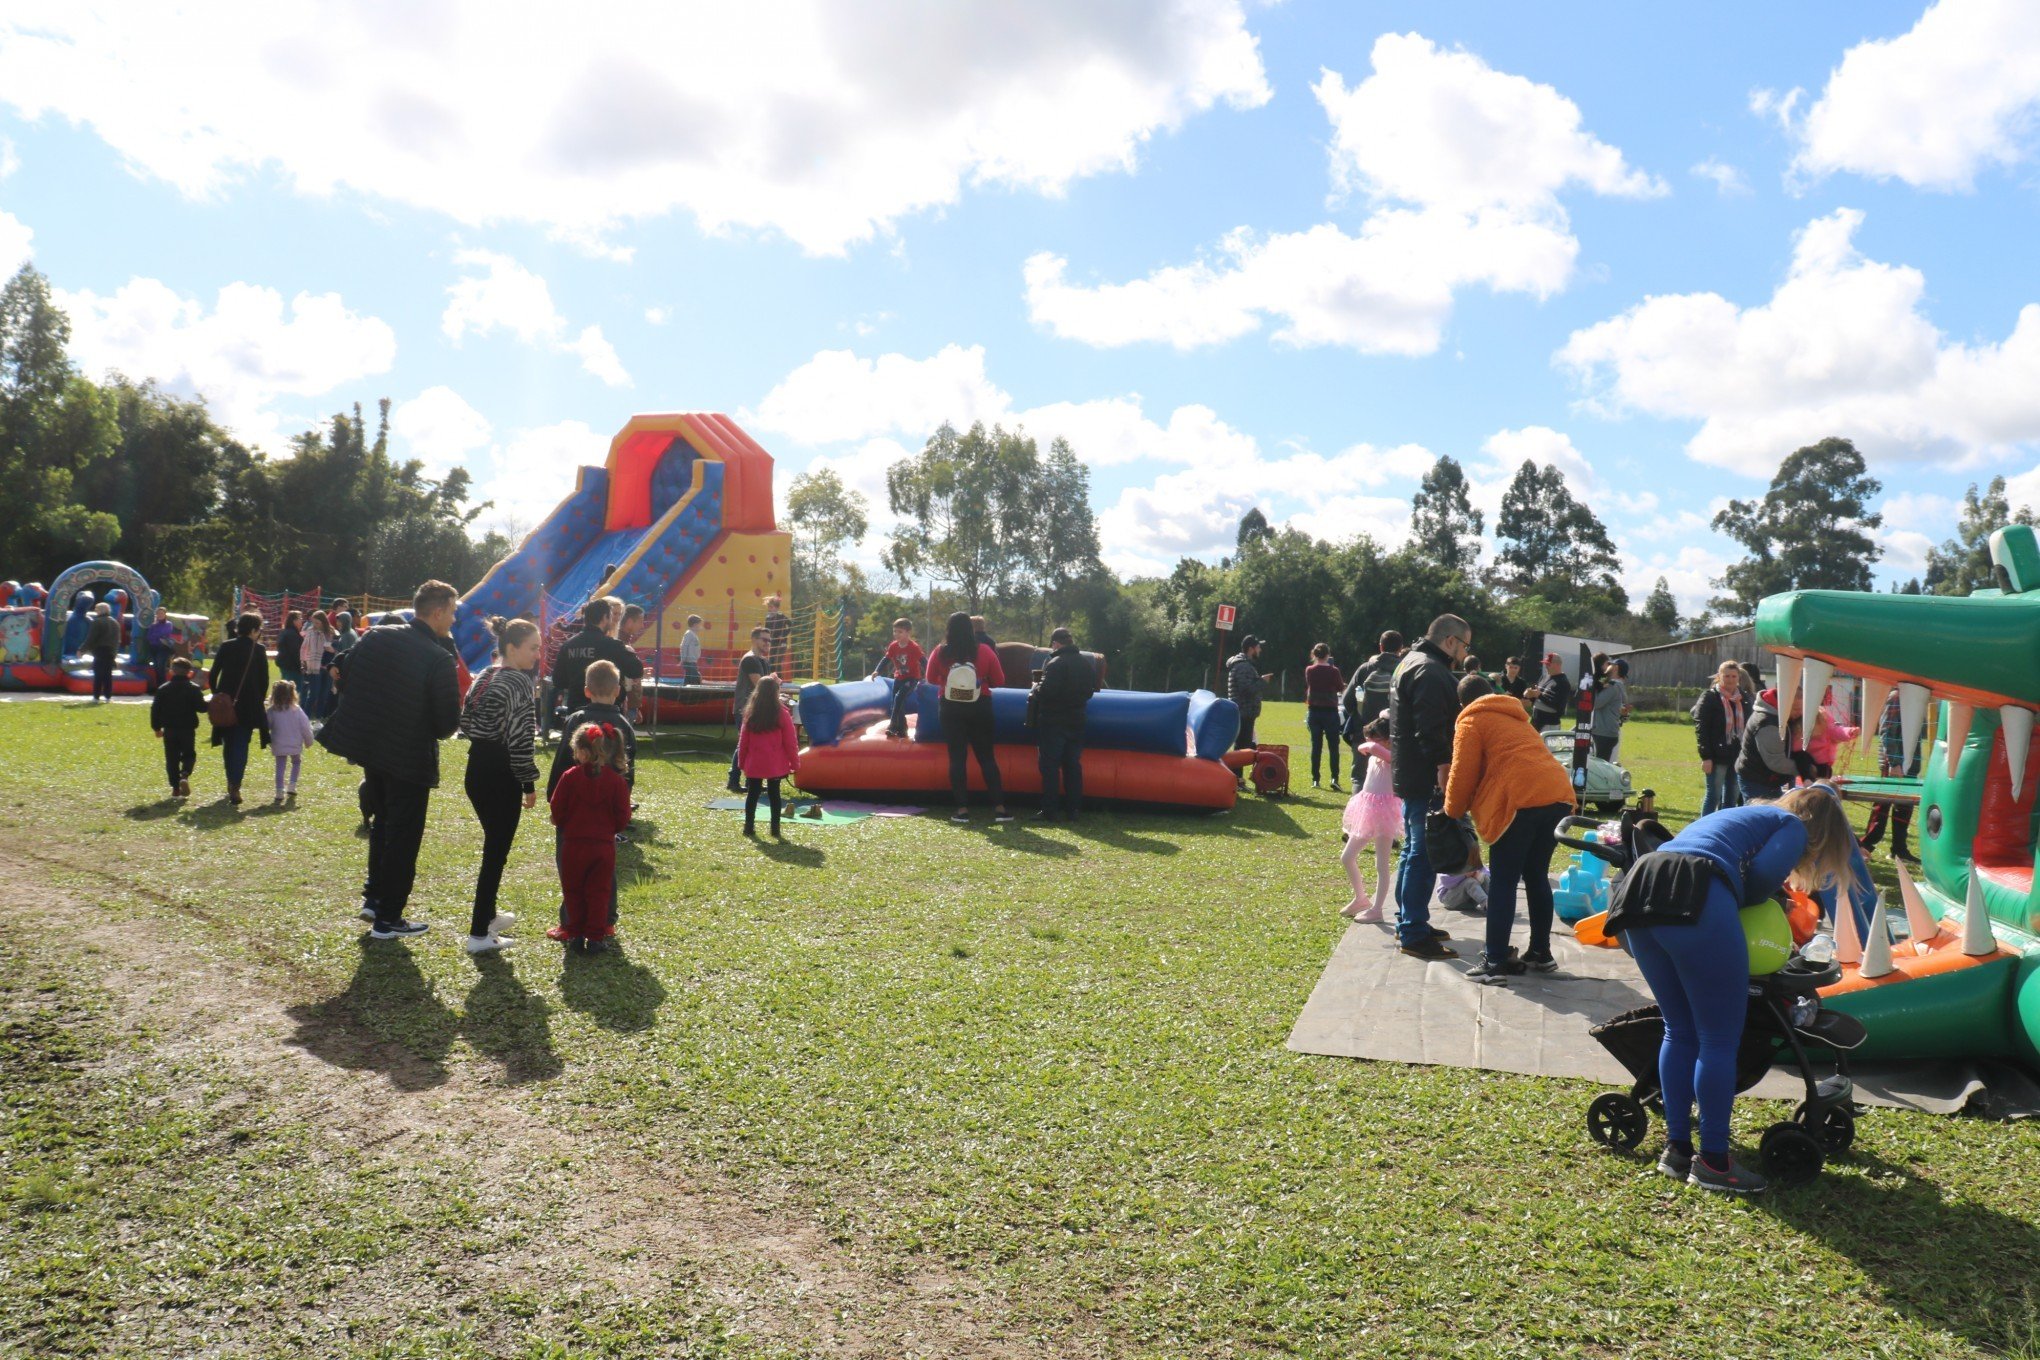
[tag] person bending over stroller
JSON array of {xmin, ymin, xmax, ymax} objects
[{"xmin": 1608, "ymin": 787, "xmax": 1856, "ymax": 1195}]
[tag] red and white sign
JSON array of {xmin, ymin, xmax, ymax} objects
[{"xmin": 1215, "ymin": 604, "xmax": 1237, "ymax": 631}]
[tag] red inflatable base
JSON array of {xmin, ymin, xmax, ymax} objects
[
  {"xmin": 61, "ymin": 667, "xmax": 149, "ymax": 696},
  {"xmin": 795, "ymin": 723, "xmax": 1238, "ymax": 810}
]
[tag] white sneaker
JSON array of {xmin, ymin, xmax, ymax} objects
[
  {"xmin": 357, "ymin": 903, "xmax": 377, "ymax": 923},
  {"xmin": 486, "ymin": 911, "xmax": 516, "ymax": 935},
  {"xmin": 465, "ymin": 933, "xmax": 512, "ymax": 955}
]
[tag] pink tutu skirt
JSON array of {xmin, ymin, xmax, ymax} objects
[{"xmin": 1343, "ymin": 789, "xmax": 1402, "ymax": 841}]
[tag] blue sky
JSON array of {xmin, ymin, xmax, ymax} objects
[{"xmin": 4, "ymin": 1, "xmax": 2039, "ymax": 613}]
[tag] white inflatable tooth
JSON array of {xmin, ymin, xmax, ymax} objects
[
  {"xmin": 1895, "ymin": 859, "xmax": 1940, "ymax": 953},
  {"xmin": 1801, "ymin": 656, "xmax": 1834, "ymax": 730},
  {"xmin": 1945, "ymin": 702, "xmax": 1975, "ymax": 778},
  {"xmin": 1898, "ymin": 683, "xmax": 1931, "ymax": 773},
  {"xmin": 1859, "ymin": 895, "xmax": 1896, "ymax": 979},
  {"xmin": 1835, "ymin": 892, "xmax": 1863, "ymax": 966},
  {"xmin": 1775, "ymin": 654, "xmax": 1802, "ymax": 718},
  {"xmin": 1962, "ymin": 873, "xmax": 1998, "ymax": 957},
  {"xmin": 2001, "ymin": 705, "xmax": 2034, "ymax": 801},
  {"xmin": 1861, "ymin": 677, "xmax": 1893, "ymax": 756}
]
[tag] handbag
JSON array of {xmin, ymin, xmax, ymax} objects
[
  {"xmin": 208, "ymin": 641, "xmax": 258, "ymax": 730},
  {"xmin": 1423, "ymin": 810, "xmax": 1479, "ymax": 876}
]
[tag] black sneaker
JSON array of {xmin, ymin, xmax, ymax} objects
[
  {"xmin": 1399, "ymin": 937, "xmax": 1459, "ymax": 962},
  {"xmin": 1031, "ymin": 810, "xmax": 1058, "ymax": 823},
  {"xmin": 1689, "ymin": 1154, "xmax": 1767, "ymax": 1196},
  {"xmin": 1467, "ymin": 952, "xmax": 1525, "ymax": 986},
  {"xmin": 1658, "ymin": 1144, "xmax": 1694, "ymax": 1182},
  {"xmin": 1429, "ymin": 926, "xmax": 1452, "ymax": 941},
  {"xmin": 369, "ymin": 919, "xmax": 428, "ymax": 940},
  {"xmin": 993, "ymin": 809, "xmax": 1015, "ymax": 824},
  {"xmin": 951, "ymin": 809, "xmax": 971, "ymax": 823},
  {"xmin": 1521, "ymin": 949, "xmax": 1559, "ymax": 973}
]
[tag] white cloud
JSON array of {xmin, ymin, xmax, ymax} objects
[
  {"xmin": 643, "ymin": 305, "xmax": 670, "ymax": 325},
  {"xmin": 0, "ymin": 137, "xmax": 17, "ymax": 180},
  {"xmin": 1791, "ymin": 0, "xmax": 2040, "ymax": 190},
  {"xmin": 1620, "ymin": 544, "xmax": 1733, "ymax": 618},
  {"xmin": 1881, "ymin": 527, "xmax": 1937, "ymax": 574},
  {"xmin": 0, "ymin": 2, "xmax": 1268, "ymax": 256},
  {"xmin": 1559, "ymin": 208, "xmax": 2040, "ymax": 471},
  {"xmin": 1881, "ymin": 490, "xmax": 1958, "ymax": 532},
  {"xmin": 442, "ymin": 249, "xmax": 632, "ymax": 387},
  {"xmin": 751, "ymin": 345, "xmax": 1009, "ymax": 446},
  {"xmin": 1749, "ymin": 87, "xmax": 1802, "ymax": 132},
  {"xmin": 1691, "ymin": 157, "xmax": 1750, "ymax": 195},
  {"xmin": 1026, "ymin": 33, "xmax": 1661, "ymax": 354},
  {"xmin": 391, "ymin": 385, "xmax": 493, "ymax": 472},
  {"xmin": 58, "ymin": 277, "xmax": 396, "ymax": 449},
  {"xmin": 0, "ymin": 208, "xmax": 29, "ymax": 277},
  {"xmin": 2005, "ymin": 465, "xmax": 2040, "ymax": 512},
  {"xmin": 474, "ymin": 419, "xmax": 611, "ymax": 532}
]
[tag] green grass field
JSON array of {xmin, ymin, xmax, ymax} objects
[{"xmin": 3, "ymin": 699, "xmax": 2039, "ymax": 1359}]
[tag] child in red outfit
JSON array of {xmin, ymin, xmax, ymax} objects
[
  {"xmin": 548, "ymin": 721, "xmax": 632, "ymax": 950},
  {"xmin": 735, "ymin": 674, "xmax": 800, "ymax": 837}
]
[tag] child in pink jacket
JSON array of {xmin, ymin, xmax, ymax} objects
[
  {"xmin": 1805, "ymin": 687, "xmax": 1860, "ymax": 778},
  {"xmin": 735, "ymin": 675, "xmax": 800, "ymax": 837}
]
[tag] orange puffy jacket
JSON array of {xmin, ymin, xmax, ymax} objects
[{"xmin": 1443, "ymin": 693, "xmax": 1578, "ymax": 843}]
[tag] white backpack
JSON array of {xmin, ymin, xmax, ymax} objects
[{"xmin": 943, "ymin": 659, "xmax": 981, "ymax": 703}]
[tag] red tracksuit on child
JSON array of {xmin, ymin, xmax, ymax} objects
[{"xmin": 549, "ymin": 761, "xmax": 631, "ymax": 941}]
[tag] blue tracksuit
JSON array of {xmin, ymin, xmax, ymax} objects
[{"xmin": 1627, "ymin": 805, "xmax": 1806, "ymax": 1157}]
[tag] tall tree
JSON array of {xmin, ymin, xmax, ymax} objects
[
  {"xmin": 1236, "ymin": 507, "xmax": 1272, "ymax": 551},
  {"xmin": 1711, "ymin": 437, "xmax": 1883, "ymax": 619},
  {"xmin": 1492, "ymin": 459, "xmax": 1625, "ymax": 596},
  {"xmin": 1641, "ymin": 577, "xmax": 1680, "ymax": 635},
  {"xmin": 785, "ymin": 466, "xmax": 870, "ymax": 600},
  {"xmin": 1408, "ymin": 455, "xmax": 1483, "ymax": 576},
  {"xmin": 1030, "ymin": 435, "xmax": 1104, "ymax": 623},
  {"xmin": 883, "ymin": 421, "xmax": 1038, "ymax": 611},
  {"xmin": 0, "ymin": 264, "xmax": 120, "ymax": 573},
  {"xmin": 1923, "ymin": 477, "xmax": 2035, "ymax": 596}
]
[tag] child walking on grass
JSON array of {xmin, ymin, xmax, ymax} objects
[
  {"xmin": 1340, "ymin": 715, "xmax": 1401, "ymax": 922},
  {"xmin": 150, "ymin": 657, "xmax": 206, "ymax": 798},
  {"xmin": 735, "ymin": 674, "xmax": 800, "ymax": 837},
  {"xmin": 266, "ymin": 679, "xmax": 314, "ymax": 803},
  {"xmin": 548, "ymin": 722, "xmax": 632, "ymax": 952}
]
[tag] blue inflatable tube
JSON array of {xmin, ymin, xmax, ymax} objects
[
  {"xmin": 912, "ymin": 685, "xmax": 1197, "ymax": 757},
  {"xmin": 799, "ymin": 677, "xmax": 894, "ymax": 747},
  {"xmin": 1186, "ymin": 689, "xmax": 1241, "ymax": 760}
]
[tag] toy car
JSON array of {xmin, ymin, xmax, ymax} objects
[{"xmin": 1541, "ymin": 730, "xmax": 1633, "ymax": 813}]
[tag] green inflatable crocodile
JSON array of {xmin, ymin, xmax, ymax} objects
[{"xmin": 1755, "ymin": 523, "xmax": 2040, "ymax": 1065}]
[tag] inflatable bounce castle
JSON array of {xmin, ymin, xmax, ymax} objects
[
  {"xmin": 0, "ymin": 561, "xmax": 207, "ymax": 694},
  {"xmin": 1761, "ymin": 523, "xmax": 2040, "ymax": 1064},
  {"xmin": 456, "ymin": 413, "xmax": 790, "ymax": 712},
  {"xmin": 795, "ymin": 665, "xmax": 1243, "ymax": 811}
]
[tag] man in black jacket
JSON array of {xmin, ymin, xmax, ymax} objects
[
  {"xmin": 1033, "ymin": 628, "xmax": 1099, "ymax": 822},
  {"xmin": 1389, "ymin": 614, "xmax": 1471, "ymax": 960},
  {"xmin": 1339, "ymin": 630, "xmax": 1405, "ymax": 737},
  {"xmin": 1528, "ymin": 652, "xmax": 1573, "ymax": 731},
  {"xmin": 319, "ymin": 580, "xmax": 463, "ymax": 940}
]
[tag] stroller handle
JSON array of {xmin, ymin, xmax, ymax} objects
[{"xmin": 1556, "ymin": 814, "xmax": 1628, "ymax": 866}]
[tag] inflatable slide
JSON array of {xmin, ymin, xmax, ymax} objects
[
  {"xmin": 454, "ymin": 413, "xmax": 793, "ymax": 703},
  {"xmin": 795, "ymin": 678, "xmax": 1243, "ymax": 811}
]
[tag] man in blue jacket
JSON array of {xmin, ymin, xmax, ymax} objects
[{"xmin": 319, "ymin": 580, "xmax": 463, "ymax": 940}]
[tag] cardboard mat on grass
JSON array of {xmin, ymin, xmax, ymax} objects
[
  {"xmin": 1287, "ymin": 912, "xmax": 2040, "ymax": 1118},
  {"xmin": 703, "ymin": 796, "xmax": 868, "ymax": 825}
]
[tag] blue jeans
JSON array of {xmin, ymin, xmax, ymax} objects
[
  {"xmin": 1626, "ymin": 884, "xmax": 1749, "ymax": 1158},
  {"xmin": 1037, "ymin": 725, "xmax": 1084, "ymax": 817},
  {"xmin": 1701, "ymin": 761, "xmax": 1741, "ymax": 816},
  {"xmin": 301, "ymin": 669, "xmax": 330, "ymax": 719},
  {"xmin": 888, "ymin": 676, "xmax": 916, "ymax": 736},
  {"xmin": 1483, "ymin": 802, "xmax": 1567, "ymax": 963},
  {"xmin": 1307, "ymin": 707, "xmax": 1342, "ymax": 783},
  {"xmin": 1738, "ymin": 774, "xmax": 1783, "ymax": 804},
  {"xmin": 219, "ymin": 726, "xmax": 252, "ymax": 790},
  {"xmin": 1395, "ymin": 794, "xmax": 1441, "ymax": 947}
]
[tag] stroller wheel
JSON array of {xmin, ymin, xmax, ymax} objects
[
  {"xmin": 1795, "ymin": 1102, "xmax": 1856, "ymax": 1155},
  {"xmin": 1760, "ymin": 1122, "xmax": 1825, "ymax": 1184},
  {"xmin": 1586, "ymin": 1092, "xmax": 1648, "ymax": 1151}
]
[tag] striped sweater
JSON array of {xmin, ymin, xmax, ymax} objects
[{"xmin": 459, "ymin": 664, "xmax": 540, "ymax": 791}]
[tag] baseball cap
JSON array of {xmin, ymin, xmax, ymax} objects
[
  {"xmin": 1543, "ymin": 651, "xmax": 1562, "ymax": 665},
  {"xmin": 1241, "ymin": 634, "xmax": 1261, "ymax": 649}
]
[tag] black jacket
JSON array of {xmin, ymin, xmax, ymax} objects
[
  {"xmin": 1341, "ymin": 651, "xmax": 1400, "ymax": 727},
  {"xmin": 207, "ymin": 636, "xmax": 271, "ymax": 744},
  {"xmin": 150, "ymin": 676, "xmax": 207, "ymax": 733},
  {"xmin": 276, "ymin": 626, "xmax": 303, "ymax": 672},
  {"xmin": 546, "ymin": 702, "xmax": 638, "ymax": 796},
  {"xmin": 1692, "ymin": 687, "xmax": 1747, "ymax": 764},
  {"xmin": 1736, "ymin": 694, "xmax": 1806, "ymax": 796},
  {"xmin": 1035, "ymin": 644, "xmax": 1098, "ymax": 729},
  {"xmin": 1529, "ymin": 670, "xmax": 1573, "ymax": 727},
  {"xmin": 317, "ymin": 620, "xmax": 461, "ymax": 788},
  {"xmin": 1389, "ymin": 639, "xmax": 1459, "ymax": 799}
]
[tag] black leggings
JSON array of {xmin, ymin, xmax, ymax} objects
[
  {"xmin": 465, "ymin": 742, "xmax": 524, "ymax": 937},
  {"xmin": 745, "ymin": 776, "xmax": 783, "ymax": 833},
  {"xmin": 941, "ymin": 697, "xmax": 1002, "ymax": 806}
]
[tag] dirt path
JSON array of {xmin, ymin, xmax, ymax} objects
[{"xmin": 0, "ymin": 844, "xmax": 1077, "ymax": 1360}]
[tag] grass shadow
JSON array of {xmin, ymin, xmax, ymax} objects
[
  {"xmin": 979, "ymin": 823, "xmax": 1078, "ymax": 858},
  {"xmin": 122, "ymin": 799, "xmax": 186, "ymax": 822},
  {"xmin": 283, "ymin": 938, "xmax": 456, "ymax": 1091},
  {"xmin": 753, "ymin": 836, "xmax": 826, "ymax": 867},
  {"xmin": 463, "ymin": 952, "xmax": 564, "ymax": 1084},
  {"xmin": 1065, "ymin": 818, "xmax": 1180, "ymax": 856},
  {"xmin": 559, "ymin": 942, "xmax": 667, "ymax": 1033},
  {"xmin": 616, "ymin": 813, "xmax": 675, "ymax": 885},
  {"xmin": 1759, "ymin": 1148, "xmax": 2040, "ymax": 1355},
  {"xmin": 169, "ymin": 800, "xmax": 248, "ymax": 831}
]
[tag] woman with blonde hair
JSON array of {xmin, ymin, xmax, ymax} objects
[{"xmin": 1608, "ymin": 786, "xmax": 1856, "ymax": 1196}]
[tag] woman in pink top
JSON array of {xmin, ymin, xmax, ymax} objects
[
  {"xmin": 735, "ymin": 674, "xmax": 801, "ymax": 837},
  {"xmin": 1340, "ymin": 715, "xmax": 1402, "ymax": 921}
]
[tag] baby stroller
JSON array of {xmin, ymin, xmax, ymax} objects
[{"xmin": 1560, "ymin": 810, "xmax": 1868, "ymax": 1185}]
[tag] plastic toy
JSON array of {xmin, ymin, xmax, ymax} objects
[
  {"xmin": 1551, "ymin": 827, "xmax": 1614, "ymax": 924},
  {"xmin": 0, "ymin": 560, "xmax": 204, "ymax": 694},
  {"xmin": 1758, "ymin": 522, "xmax": 2040, "ymax": 1064}
]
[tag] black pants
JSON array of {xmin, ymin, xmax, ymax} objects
[
  {"xmin": 465, "ymin": 742, "xmax": 524, "ymax": 937},
  {"xmin": 1593, "ymin": 734, "xmax": 1618, "ymax": 760},
  {"xmin": 1235, "ymin": 711, "xmax": 1259, "ymax": 751},
  {"xmin": 361, "ymin": 769, "xmax": 431, "ymax": 926},
  {"xmin": 745, "ymin": 776, "xmax": 783, "ymax": 833},
  {"xmin": 1862, "ymin": 798, "xmax": 1914, "ymax": 850},
  {"xmin": 1037, "ymin": 725, "xmax": 1084, "ymax": 817},
  {"xmin": 941, "ymin": 697, "xmax": 1002, "ymax": 805},
  {"xmin": 163, "ymin": 729, "xmax": 196, "ymax": 791},
  {"xmin": 91, "ymin": 647, "xmax": 116, "ymax": 701},
  {"xmin": 1307, "ymin": 707, "xmax": 1341, "ymax": 782},
  {"xmin": 888, "ymin": 676, "xmax": 916, "ymax": 736}
]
